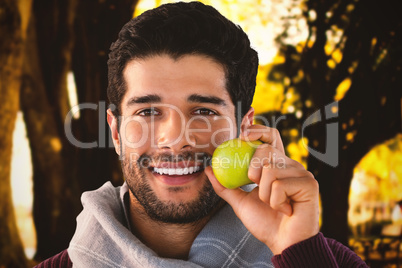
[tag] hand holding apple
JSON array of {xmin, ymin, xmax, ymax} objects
[{"xmin": 205, "ymin": 125, "xmax": 320, "ymax": 255}]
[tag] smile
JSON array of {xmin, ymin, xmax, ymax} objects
[
  {"xmin": 150, "ymin": 165, "xmax": 205, "ymax": 187},
  {"xmin": 152, "ymin": 166, "xmax": 202, "ymax": 176}
]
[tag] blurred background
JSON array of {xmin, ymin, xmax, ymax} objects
[{"xmin": 1, "ymin": 0, "xmax": 401, "ymax": 267}]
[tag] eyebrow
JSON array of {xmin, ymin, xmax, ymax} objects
[
  {"xmin": 126, "ymin": 94, "xmax": 162, "ymax": 106},
  {"xmin": 125, "ymin": 93, "xmax": 227, "ymax": 107},
  {"xmin": 187, "ymin": 94, "xmax": 227, "ymax": 106}
]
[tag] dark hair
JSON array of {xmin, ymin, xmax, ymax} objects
[{"xmin": 107, "ymin": 1, "xmax": 258, "ymax": 120}]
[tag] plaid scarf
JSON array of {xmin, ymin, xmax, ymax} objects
[{"xmin": 68, "ymin": 182, "xmax": 273, "ymax": 267}]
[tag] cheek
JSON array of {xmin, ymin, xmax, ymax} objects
[
  {"xmin": 120, "ymin": 119, "xmax": 150, "ymax": 159},
  {"xmin": 209, "ymin": 126, "xmax": 236, "ymax": 149},
  {"xmin": 211, "ymin": 116, "xmax": 237, "ymax": 146},
  {"xmin": 189, "ymin": 117, "xmax": 237, "ymax": 150}
]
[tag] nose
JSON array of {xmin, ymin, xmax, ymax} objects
[{"xmin": 156, "ymin": 110, "xmax": 196, "ymax": 152}]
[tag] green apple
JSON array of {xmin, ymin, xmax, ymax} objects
[{"xmin": 211, "ymin": 138, "xmax": 262, "ymax": 189}]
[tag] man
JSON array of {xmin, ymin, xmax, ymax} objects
[{"xmin": 36, "ymin": 2, "xmax": 367, "ymax": 267}]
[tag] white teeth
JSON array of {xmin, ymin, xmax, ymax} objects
[{"xmin": 153, "ymin": 166, "xmax": 201, "ymax": 175}]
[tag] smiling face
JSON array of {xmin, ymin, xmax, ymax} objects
[{"xmin": 108, "ymin": 54, "xmax": 251, "ymax": 223}]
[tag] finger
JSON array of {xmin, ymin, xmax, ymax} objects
[
  {"xmin": 248, "ymin": 144, "xmax": 281, "ymax": 183},
  {"xmin": 240, "ymin": 125, "xmax": 285, "ymax": 153},
  {"xmin": 258, "ymin": 165, "xmax": 309, "ymax": 205},
  {"xmin": 204, "ymin": 166, "xmax": 248, "ymax": 209},
  {"xmin": 257, "ymin": 165, "xmax": 276, "ymax": 204},
  {"xmin": 270, "ymin": 180, "xmax": 293, "ymax": 217},
  {"xmin": 248, "ymin": 144, "xmax": 300, "ymax": 184},
  {"xmin": 269, "ymin": 175, "xmax": 319, "ymax": 217}
]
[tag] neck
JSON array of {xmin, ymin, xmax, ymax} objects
[{"xmin": 126, "ymin": 191, "xmax": 225, "ymax": 260}]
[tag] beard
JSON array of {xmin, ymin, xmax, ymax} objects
[{"xmin": 122, "ymin": 151, "xmax": 222, "ymax": 224}]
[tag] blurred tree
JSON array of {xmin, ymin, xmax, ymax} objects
[
  {"xmin": 20, "ymin": 0, "xmax": 80, "ymax": 262},
  {"xmin": 0, "ymin": 0, "xmax": 31, "ymax": 267},
  {"xmin": 262, "ymin": 0, "xmax": 402, "ymax": 244},
  {"xmin": 0, "ymin": 0, "xmax": 30, "ymax": 267},
  {"xmin": 14, "ymin": 0, "xmax": 137, "ymax": 263}
]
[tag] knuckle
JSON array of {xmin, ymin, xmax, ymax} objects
[
  {"xmin": 271, "ymin": 179, "xmax": 281, "ymax": 191},
  {"xmin": 306, "ymin": 170, "xmax": 315, "ymax": 179},
  {"xmin": 290, "ymin": 158, "xmax": 304, "ymax": 169},
  {"xmin": 311, "ymin": 177, "xmax": 319, "ymax": 190},
  {"xmin": 272, "ymin": 128, "xmax": 282, "ymax": 141},
  {"xmin": 305, "ymin": 173, "xmax": 319, "ymax": 191},
  {"xmin": 270, "ymin": 199, "xmax": 282, "ymax": 211},
  {"xmin": 271, "ymin": 127, "xmax": 280, "ymax": 136},
  {"xmin": 248, "ymin": 169, "xmax": 258, "ymax": 182}
]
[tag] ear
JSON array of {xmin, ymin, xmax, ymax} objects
[
  {"xmin": 240, "ymin": 107, "xmax": 254, "ymax": 135},
  {"xmin": 107, "ymin": 108, "xmax": 121, "ymax": 155}
]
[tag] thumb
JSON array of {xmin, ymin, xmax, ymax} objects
[{"xmin": 205, "ymin": 166, "xmax": 248, "ymax": 209}]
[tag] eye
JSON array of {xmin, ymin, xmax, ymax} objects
[
  {"xmin": 137, "ymin": 108, "xmax": 161, "ymax": 116},
  {"xmin": 192, "ymin": 108, "xmax": 217, "ymax": 116}
]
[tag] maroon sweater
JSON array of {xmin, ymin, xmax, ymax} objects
[{"xmin": 35, "ymin": 232, "xmax": 367, "ymax": 267}]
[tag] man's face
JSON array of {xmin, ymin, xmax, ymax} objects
[{"xmin": 109, "ymin": 54, "xmax": 239, "ymax": 224}]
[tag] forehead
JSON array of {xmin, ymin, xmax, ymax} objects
[{"xmin": 121, "ymin": 54, "xmax": 232, "ymax": 109}]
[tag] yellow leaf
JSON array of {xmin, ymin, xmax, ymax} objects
[
  {"xmin": 327, "ymin": 59, "xmax": 336, "ymax": 69},
  {"xmin": 332, "ymin": 48, "xmax": 343, "ymax": 64},
  {"xmin": 324, "ymin": 43, "xmax": 332, "ymax": 56},
  {"xmin": 251, "ymin": 64, "xmax": 285, "ymax": 114},
  {"xmin": 334, "ymin": 78, "xmax": 352, "ymax": 101}
]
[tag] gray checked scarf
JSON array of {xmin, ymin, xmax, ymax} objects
[{"xmin": 68, "ymin": 182, "xmax": 273, "ymax": 267}]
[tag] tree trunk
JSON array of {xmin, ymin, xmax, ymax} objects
[
  {"xmin": 20, "ymin": 2, "xmax": 81, "ymax": 259},
  {"xmin": 0, "ymin": 0, "xmax": 31, "ymax": 267},
  {"xmin": 18, "ymin": 0, "xmax": 138, "ymax": 261},
  {"xmin": 71, "ymin": 0, "xmax": 139, "ymax": 193}
]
